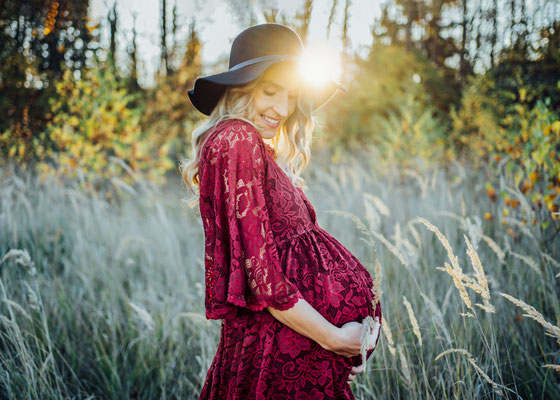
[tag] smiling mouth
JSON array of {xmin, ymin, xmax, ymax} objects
[{"xmin": 261, "ymin": 115, "xmax": 281, "ymax": 128}]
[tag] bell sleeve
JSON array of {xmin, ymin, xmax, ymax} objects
[{"xmin": 206, "ymin": 126, "xmax": 303, "ymax": 316}]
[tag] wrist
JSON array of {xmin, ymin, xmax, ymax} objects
[{"xmin": 323, "ymin": 325, "xmax": 343, "ymax": 352}]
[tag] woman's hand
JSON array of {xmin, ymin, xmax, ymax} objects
[
  {"xmin": 327, "ymin": 317, "xmax": 381, "ymax": 358},
  {"xmin": 266, "ymin": 299, "xmax": 381, "ymax": 361},
  {"xmin": 347, "ymin": 363, "xmax": 364, "ymax": 384}
]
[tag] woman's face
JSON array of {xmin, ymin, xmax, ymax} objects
[{"xmin": 249, "ymin": 63, "xmax": 299, "ymax": 139}]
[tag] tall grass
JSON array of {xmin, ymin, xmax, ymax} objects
[{"xmin": 0, "ymin": 152, "xmax": 559, "ymax": 399}]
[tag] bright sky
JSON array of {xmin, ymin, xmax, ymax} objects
[{"xmin": 89, "ymin": 0, "xmax": 383, "ymax": 87}]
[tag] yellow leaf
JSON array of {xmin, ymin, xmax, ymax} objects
[
  {"xmin": 519, "ymin": 88, "xmax": 527, "ymax": 102},
  {"xmin": 18, "ymin": 143, "xmax": 25, "ymax": 158}
]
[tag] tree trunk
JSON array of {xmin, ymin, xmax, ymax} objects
[
  {"xmin": 161, "ymin": 0, "xmax": 170, "ymax": 76},
  {"xmin": 459, "ymin": 0, "xmax": 469, "ymax": 81},
  {"xmin": 490, "ymin": 0, "xmax": 498, "ymax": 68},
  {"xmin": 296, "ymin": 0, "xmax": 313, "ymax": 44},
  {"xmin": 128, "ymin": 12, "xmax": 139, "ymax": 90},
  {"xmin": 108, "ymin": 1, "xmax": 118, "ymax": 73},
  {"xmin": 327, "ymin": 0, "xmax": 338, "ymax": 39}
]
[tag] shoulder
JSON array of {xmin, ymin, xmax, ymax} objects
[{"xmin": 211, "ymin": 119, "xmax": 265, "ymax": 154}]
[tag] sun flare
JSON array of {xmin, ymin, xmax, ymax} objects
[{"xmin": 299, "ymin": 44, "xmax": 342, "ymax": 87}]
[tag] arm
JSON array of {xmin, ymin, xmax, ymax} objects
[{"xmin": 267, "ymin": 297, "xmax": 369, "ymax": 358}]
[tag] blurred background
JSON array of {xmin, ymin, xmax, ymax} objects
[
  {"xmin": 1, "ymin": 1, "xmax": 560, "ymax": 399},
  {"xmin": 2, "ymin": 0, "xmax": 559, "ymax": 195}
]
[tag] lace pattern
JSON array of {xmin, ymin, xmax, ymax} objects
[{"xmin": 197, "ymin": 119, "xmax": 383, "ymax": 399}]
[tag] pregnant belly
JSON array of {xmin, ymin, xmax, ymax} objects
[{"xmin": 280, "ymin": 228, "xmax": 375, "ymax": 327}]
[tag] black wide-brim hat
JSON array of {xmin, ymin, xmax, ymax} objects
[{"xmin": 188, "ymin": 23, "xmax": 346, "ymax": 116}]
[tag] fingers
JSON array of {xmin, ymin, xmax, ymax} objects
[
  {"xmin": 347, "ymin": 372, "xmax": 357, "ymax": 384},
  {"xmin": 350, "ymin": 363, "xmax": 364, "ymax": 375},
  {"xmin": 368, "ymin": 317, "xmax": 381, "ymax": 351},
  {"xmin": 347, "ymin": 363, "xmax": 365, "ymax": 384},
  {"xmin": 338, "ymin": 351, "xmax": 358, "ymax": 358}
]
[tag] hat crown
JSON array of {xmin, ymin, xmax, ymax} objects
[{"xmin": 229, "ymin": 24, "xmax": 303, "ymax": 69}]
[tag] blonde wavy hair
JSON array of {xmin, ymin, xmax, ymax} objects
[{"xmin": 180, "ymin": 65, "xmax": 315, "ymax": 209}]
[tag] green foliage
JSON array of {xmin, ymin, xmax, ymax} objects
[
  {"xmin": 34, "ymin": 68, "xmax": 174, "ymax": 188},
  {"xmin": 370, "ymin": 91, "xmax": 449, "ymax": 169},
  {"xmin": 138, "ymin": 31, "xmax": 204, "ymax": 171},
  {"xmin": 451, "ymin": 73, "xmax": 560, "ymax": 223},
  {"xmin": 0, "ymin": 0, "xmax": 98, "ymax": 134},
  {"xmin": 320, "ymin": 44, "xmax": 451, "ymax": 168}
]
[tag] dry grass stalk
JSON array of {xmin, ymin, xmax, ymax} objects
[
  {"xmin": 499, "ymin": 292, "xmax": 560, "ymax": 346},
  {"xmin": 1, "ymin": 249, "xmax": 37, "ymax": 275},
  {"xmin": 435, "ymin": 348, "xmax": 504, "ymax": 396},
  {"xmin": 435, "ymin": 347, "xmax": 472, "ymax": 360},
  {"xmin": 421, "ymin": 218, "xmax": 497, "ymax": 314},
  {"xmin": 381, "ymin": 315, "xmax": 396, "ymax": 357},
  {"xmin": 509, "ymin": 251, "xmax": 542, "ymax": 276},
  {"xmin": 402, "ymin": 296, "xmax": 422, "ymax": 347},
  {"xmin": 433, "ymin": 211, "xmax": 466, "ymax": 229},
  {"xmin": 360, "ymin": 316, "xmax": 378, "ymax": 371},
  {"xmin": 3, "ymin": 299, "xmax": 32, "ymax": 322},
  {"xmin": 364, "ymin": 193, "xmax": 391, "ymax": 216},
  {"xmin": 418, "ymin": 217, "xmax": 461, "ymax": 272},
  {"xmin": 327, "ymin": 210, "xmax": 375, "ymax": 245},
  {"xmin": 400, "ymin": 238, "xmax": 417, "ymax": 255},
  {"xmin": 502, "ymin": 216, "xmax": 536, "ymax": 240},
  {"xmin": 475, "ymin": 304, "xmax": 496, "ymax": 313},
  {"xmin": 371, "ymin": 258, "xmax": 383, "ymax": 308},
  {"xmin": 481, "ymin": 234, "xmax": 506, "ymax": 264},
  {"xmin": 381, "ymin": 316, "xmax": 394, "ymax": 346},
  {"xmin": 129, "ymin": 301, "xmax": 155, "ymax": 331},
  {"xmin": 392, "ymin": 222, "xmax": 402, "ymax": 246},
  {"xmin": 541, "ymin": 252, "xmax": 560, "ymax": 269},
  {"xmin": 503, "ymin": 186, "xmax": 534, "ymax": 218},
  {"xmin": 464, "ymin": 235, "xmax": 495, "ymax": 313},
  {"xmin": 403, "ymin": 168, "xmax": 429, "ymax": 198},
  {"xmin": 398, "ymin": 346, "xmax": 412, "ymax": 387},
  {"xmin": 420, "ymin": 293, "xmax": 452, "ymax": 342},
  {"xmin": 465, "ymin": 216, "xmax": 482, "ymax": 250},
  {"xmin": 436, "ymin": 262, "xmax": 474, "ymax": 311},
  {"xmin": 363, "ymin": 197, "xmax": 381, "ymax": 231},
  {"xmin": 371, "ymin": 231, "xmax": 407, "ymax": 266},
  {"xmin": 430, "ymin": 168, "xmax": 438, "ymax": 190},
  {"xmin": 177, "ymin": 312, "xmax": 212, "ymax": 325},
  {"xmin": 360, "ymin": 257, "xmax": 385, "ymax": 370},
  {"xmin": 407, "ymin": 220, "xmax": 422, "ymax": 249}
]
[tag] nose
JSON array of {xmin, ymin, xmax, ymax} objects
[{"xmin": 272, "ymin": 93, "xmax": 290, "ymax": 118}]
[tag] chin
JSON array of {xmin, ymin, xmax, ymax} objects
[
  {"xmin": 255, "ymin": 125, "xmax": 278, "ymax": 139},
  {"xmin": 261, "ymin": 130, "xmax": 278, "ymax": 139}
]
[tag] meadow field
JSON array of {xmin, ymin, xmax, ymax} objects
[
  {"xmin": 1, "ymin": 151, "xmax": 559, "ymax": 399},
  {"xmin": 2, "ymin": 0, "xmax": 560, "ymax": 398}
]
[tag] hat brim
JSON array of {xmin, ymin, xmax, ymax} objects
[{"xmin": 188, "ymin": 59, "xmax": 346, "ymax": 116}]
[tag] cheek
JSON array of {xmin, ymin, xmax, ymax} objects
[
  {"xmin": 252, "ymin": 94, "xmax": 268, "ymax": 115},
  {"xmin": 288, "ymin": 102, "xmax": 297, "ymax": 116}
]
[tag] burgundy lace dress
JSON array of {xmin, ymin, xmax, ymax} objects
[{"xmin": 197, "ymin": 119, "xmax": 382, "ymax": 399}]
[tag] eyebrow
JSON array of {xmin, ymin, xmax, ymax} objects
[{"xmin": 261, "ymin": 80, "xmax": 298, "ymax": 95}]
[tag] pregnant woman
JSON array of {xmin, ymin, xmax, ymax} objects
[{"xmin": 181, "ymin": 23, "xmax": 382, "ymax": 399}]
